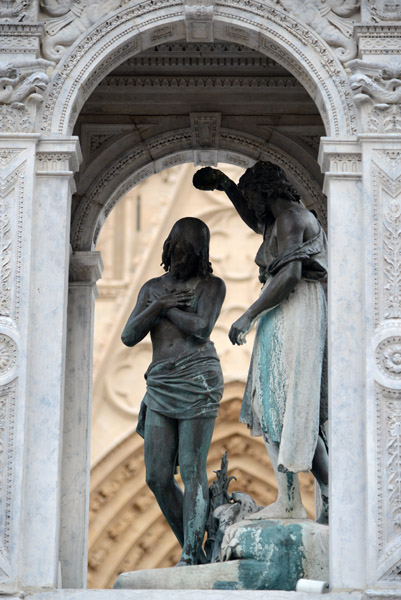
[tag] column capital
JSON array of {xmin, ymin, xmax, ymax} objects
[
  {"xmin": 36, "ymin": 136, "xmax": 82, "ymax": 174},
  {"xmin": 69, "ymin": 251, "xmax": 103, "ymax": 285},
  {"xmin": 318, "ymin": 138, "xmax": 362, "ymax": 177}
]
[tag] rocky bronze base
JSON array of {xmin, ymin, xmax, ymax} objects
[{"xmin": 114, "ymin": 518, "xmax": 329, "ymax": 591}]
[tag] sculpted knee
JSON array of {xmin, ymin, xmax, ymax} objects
[
  {"xmin": 146, "ymin": 471, "xmax": 167, "ymax": 495},
  {"xmin": 180, "ymin": 463, "xmax": 204, "ymax": 488}
]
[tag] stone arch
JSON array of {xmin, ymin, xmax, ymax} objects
[
  {"xmin": 59, "ymin": 0, "xmax": 349, "ymax": 587},
  {"xmin": 38, "ymin": 0, "xmax": 356, "ymax": 139},
  {"xmin": 71, "ymin": 129, "xmax": 326, "ymax": 251}
]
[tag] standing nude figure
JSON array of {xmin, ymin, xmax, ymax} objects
[
  {"xmin": 121, "ymin": 217, "xmax": 226, "ymax": 564},
  {"xmin": 194, "ymin": 162, "xmax": 328, "ymax": 523}
]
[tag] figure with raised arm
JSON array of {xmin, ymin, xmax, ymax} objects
[
  {"xmin": 121, "ymin": 217, "xmax": 226, "ymax": 565},
  {"xmin": 193, "ymin": 162, "xmax": 328, "ymax": 524}
]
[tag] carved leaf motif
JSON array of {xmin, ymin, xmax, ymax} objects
[
  {"xmin": 0, "ymin": 105, "xmax": 30, "ymax": 134},
  {"xmin": 383, "ymin": 201, "xmax": 401, "ymax": 319},
  {"xmin": 0, "ymin": 209, "xmax": 11, "ymax": 319},
  {"xmin": 387, "ymin": 402, "xmax": 401, "ymax": 529}
]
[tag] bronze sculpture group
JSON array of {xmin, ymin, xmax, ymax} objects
[{"xmin": 121, "ymin": 161, "xmax": 329, "ymax": 567}]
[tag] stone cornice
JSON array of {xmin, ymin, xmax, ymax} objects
[
  {"xmin": 97, "ymin": 75, "xmax": 303, "ymax": 90},
  {"xmin": 0, "ymin": 23, "xmax": 43, "ymax": 35},
  {"xmin": 69, "ymin": 251, "xmax": 103, "ymax": 284}
]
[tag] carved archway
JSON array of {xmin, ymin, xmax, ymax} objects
[
  {"xmin": 38, "ymin": 1, "xmax": 356, "ymax": 139},
  {"xmin": 56, "ymin": 0, "xmax": 354, "ymax": 589},
  {"xmin": 71, "ymin": 132, "xmax": 326, "ymax": 251}
]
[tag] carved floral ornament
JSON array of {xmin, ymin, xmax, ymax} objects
[
  {"xmin": 0, "ymin": 334, "xmax": 17, "ymax": 379},
  {"xmin": 377, "ymin": 337, "xmax": 401, "ymax": 379}
]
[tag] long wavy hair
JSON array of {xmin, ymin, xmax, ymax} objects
[
  {"xmin": 238, "ymin": 161, "xmax": 301, "ymax": 225},
  {"xmin": 161, "ymin": 217, "xmax": 213, "ymax": 276}
]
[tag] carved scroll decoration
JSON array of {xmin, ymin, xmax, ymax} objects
[
  {"xmin": 0, "ymin": 163, "xmax": 25, "ymax": 324},
  {"xmin": 372, "ymin": 163, "xmax": 401, "ymax": 324},
  {"xmin": 0, "ymin": 200, "xmax": 11, "ymax": 320},
  {"xmin": 383, "ymin": 200, "xmax": 401, "ymax": 320},
  {"xmin": 348, "ymin": 59, "xmax": 401, "ymax": 133},
  {"xmin": 277, "ymin": 0, "xmax": 360, "ymax": 62},
  {"xmin": 375, "ymin": 384, "xmax": 401, "ymax": 581},
  {"xmin": 0, "ymin": 48, "xmax": 52, "ymax": 133},
  {"xmin": 0, "ymin": 152, "xmax": 26, "ymax": 575}
]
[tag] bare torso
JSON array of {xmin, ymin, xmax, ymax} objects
[
  {"xmin": 256, "ymin": 206, "xmax": 320, "ymax": 272},
  {"xmin": 122, "ymin": 270, "xmax": 225, "ymax": 363},
  {"xmin": 147, "ymin": 274, "xmax": 213, "ymax": 361}
]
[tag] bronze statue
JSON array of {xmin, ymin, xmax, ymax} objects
[
  {"xmin": 121, "ymin": 217, "xmax": 226, "ymax": 564},
  {"xmin": 193, "ymin": 162, "xmax": 328, "ymax": 523}
]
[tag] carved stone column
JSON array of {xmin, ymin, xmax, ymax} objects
[
  {"xmin": 359, "ymin": 135, "xmax": 401, "ymax": 587},
  {"xmin": 61, "ymin": 251, "xmax": 103, "ymax": 588},
  {"xmin": 0, "ymin": 133, "xmax": 40, "ymax": 591},
  {"xmin": 319, "ymin": 140, "xmax": 366, "ymax": 590},
  {"xmin": 19, "ymin": 137, "xmax": 81, "ymax": 589},
  {"xmin": 320, "ymin": 134, "xmax": 401, "ymax": 591}
]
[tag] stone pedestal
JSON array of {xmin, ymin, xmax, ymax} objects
[{"xmin": 114, "ymin": 519, "xmax": 328, "ymax": 591}]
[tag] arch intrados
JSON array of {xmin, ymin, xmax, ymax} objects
[
  {"xmin": 71, "ymin": 130, "xmax": 326, "ymax": 251},
  {"xmin": 40, "ymin": 1, "xmax": 355, "ymax": 139}
]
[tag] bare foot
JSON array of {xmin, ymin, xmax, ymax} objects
[
  {"xmin": 175, "ymin": 557, "xmax": 193, "ymax": 567},
  {"xmin": 248, "ymin": 500, "xmax": 307, "ymax": 520}
]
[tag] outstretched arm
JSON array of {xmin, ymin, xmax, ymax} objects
[
  {"xmin": 229, "ymin": 211, "xmax": 304, "ymax": 345},
  {"xmin": 165, "ymin": 277, "xmax": 226, "ymax": 341},
  {"xmin": 193, "ymin": 167, "xmax": 262, "ymax": 234},
  {"xmin": 121, "ymin": 281, "xmax": 193, "ymax": 346}
]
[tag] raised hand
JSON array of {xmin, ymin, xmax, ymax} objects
[{"xmin": 193, "ymin": 167, "xmax": 228, "ymax": 191}]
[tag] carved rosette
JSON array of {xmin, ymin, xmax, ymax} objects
[
  {"xmin": 0, "ymin": 316, "xmax": 20, "ymax": 386},
  {"xmin": 376, "ymin": 337, "xmax": 401, "ymax": 379},
  {"xmin": 0, "ymin": 334, "xmax": 17, "ymax": 379}
]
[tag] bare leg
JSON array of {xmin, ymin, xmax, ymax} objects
[
  {"xmin": 311, "ymin": 435, "xmax": 329, "ymax": 524},
  {"xmin": 177, "ymin": 417, "xmax": 215, "ymax": 565},
  {"xmin": 144, "ymin": 409, "xmax": 184, "ymax": 546},
  {"xmin": 249, "ymin": 435, "xmax": 307, "ymax": 520}
]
